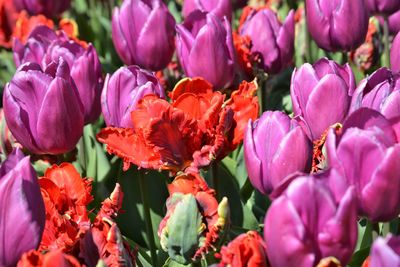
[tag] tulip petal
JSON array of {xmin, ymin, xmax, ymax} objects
[
  {"xmin": 290, "ymin": 64, "xmax": 319, "ymax": 117},
  {"xmin": 269, "ymin": 126, "xmax": 311, "ymax": 189},
  {"xmin": 243, "ymin": 120, "xmax": 264, "ymax": 194},
  {"xmin": 36, "ymin": 77, "xmax": 84, "ymax": 154},
  {"xmin": 188, "ymin": 14, "xmax": 234, "ymax": 88},
  {"xmin": 136, "ymin": 3, "xmax": 175, "ymax": 70},
  {"xmin": 305, "ymin": 74, "xmax": 350, "ymax": 140},
  {"xmin": 0, "ymin": 157, "xmax": 45, "ymax": 266},
  {"xmin": 362, "ymin": 145, "xmax": 400, "ymax": 221}
]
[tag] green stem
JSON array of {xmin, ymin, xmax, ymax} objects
[
  {"xmin": 138, "ymin": 170, "xmax": 158, "ymax": 267},
  {"xmin": 210, "ymin": 162, "xmax": 219, "ymax": 200},
  {"xmin": 304, "ymin": 18, "xmax": 312, "ymax": 63},
  {"xmin": 256, "ymin": 74, "xmax": 268, "ymax": 113},
  {"xmin": 383, "ymin": 16, "xmax": 391, "ymax": 68}
]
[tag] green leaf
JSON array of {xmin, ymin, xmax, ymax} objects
[
  {"xmin": 349, "ymin": 246, "xmax": 370, "ymax": 267},
  {"xmin": 116, "ymin": 166, "xmax": 169, "ymax": 250},
  {"xmin": 205, "ymin": 161, "xmax": 259, "ymax": 231}
]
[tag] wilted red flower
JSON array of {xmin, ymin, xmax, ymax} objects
[
  {"xmin": 226, "ymin": 80, "xmax": 259, "ymax": 147},
  {"xmin": 217, "ymin": 231, "xmax": 268, "ymax": 267},
  {"xmin": 39, "ymin": 163, "xmax": 93, "ymax": 253},
  {"xmin": 349, "ymin": 18, "xmax": 380, "ymax": 73},
  {"xmin": 80, "ymin": 184, "xmax": 136, "ymax": 267},
  {"xmin": 0, "ymin": 0, "xmax": 18, "ymax": 48},
  {"xmin": 97, "ymin": 78, "xmax": 258, "ymax": 173},
  {"xmin": 17, "ymin": 250, "xmax": 81, "ymax": 267},
  {"xmin": 158, "ymin": 172, "xmax": 229, "ymax": 263},
  {"xmin": 233, "ymin": 32, "xmax": 254, "ymax": 78}
]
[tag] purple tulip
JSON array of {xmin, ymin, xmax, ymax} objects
[
  {"xmin": 351, "ymin": 68, "xmax": 400, "ymax": 119},
  {"xmin": 0, "ymin": 148, "xmax": 45, "ymax": 266},
  {"xmin": 369, "ymin": 235, "xmax": 400, "ymax": 266},
  {"xmin": 306, "ymin": 0, "xmax": 369, "ymax": 51},
  {"xmin": 243, "ymin": 111, "xmax": 312, "ymax": 195},
  {"xmin": 12, "ymin": 0, "xmax": 71, "ymax": 17},
  {"xmin": 365, "ymin": 0, "xmax": 400, "ymax": 15},
  {"xmin": 112, "ymin": 0, "xmax": 176, "ymax": 71},
  {"xmin": 240, "ymin": 9, "xmax": 295, "ymax": 74},
  {"xmin": 264, "ymin": 176, "xmax": 358, "ymax": 267},
  {"xmin": 176, "ymin": 11, "xmax": 235, "ymax": 88},
  {"xmin": 101, "ymin": 65, "xmax": 165, "ymax": 128},
  {"xmin": 14, "ymin": 26, "xmax": 103, "ymax": 124},
  {"xmin": 326, "ymin": 108, "xmax": 400, "ymax": 221},
  {"xmin": 183, "ymin": 0, "xmax": 232, "ymax": 22},
  {"xmin": 291, "ymin": 58, "xmax": 356, "ymax": 141},
  {"xmin": 3, "ymin": 60, "xmax": 84, "ymax": 155},
  {"xmin": 13, "ymin": 26, "xmax": 57, "ymax": 67},
  {"xmin": 391, "ymin": 33, "xmax": 400, "ymax": 73}
]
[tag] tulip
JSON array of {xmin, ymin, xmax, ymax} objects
[
  {"xmin": 264, "ymin": 176, "xmax": 358, "ymax": 267},
  {"xmin": 183, "ymin": 0, "xmax": 232, "ymax": 21},
  {"xmin": 3, "ymin": 60, "xmax": 84, "ymax": 155},
  {"xmin": 368, "ymin": 235, "xmax": 400, "ymax": 266},
  {"xmin": 101, "ymin": 65, "xmax": 165, "ymax": 128},
  {"xmin": 350, "ymin": 68, "xmax": 400, "ymax": 119},
  {"xmin": 14, "ymin": 26, "xmax": 103, "ymax": 124},
  {"xmin": 240, "ymin": 8, "xmax": 295, "ymax": 74},
  {"xmin": 326, "ymin": 108, "xmax": 400, "ymax": 221},
  {"xmin": 0, "ymin": 148, "xmax": 45, "ymax": 266},
  {"xmin": 365, "ymin": 0, "xmax": 400, "ymax": 15},
  {"xmin": 12, "ymin": 0, "xmax": 71, "ymax": 17},
  {"xmin": 244, "ymin": 111, "xmax": 312, "ymax": 195},
  {"xmin": 18, "ymin": 250, "xmax": 82, "ymax": 267},
  {"xmin": 43, "ymin": 42, "xmax": 102, "ymax": 124},
  {"xmin": 176, "ymin": 11, "xmax": 235, "ymax": 88},
  {"xmin": 305, "ymin": 0, "xmax": 369, "ymax": 51},
  {"xmin": 218, "ymin": 231, "xmax": 268, "ymax": 267},
  {"xmin": 13, "ymin": 26, "xmax": 57, "ymax": 67},
  {"xmin": 112, "ymin": 0, "xmax": 176, "ymax": 71},
  {"xmin": 391, "ymin": 33, "xmax": 400, "ymax": 73},
  {"xmin": 291, "ymin": 58, "xmax": 355, "ymax": 140}
]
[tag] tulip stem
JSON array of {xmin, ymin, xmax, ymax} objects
[
  {"xmin": 256, "ymin": 72, "xmax": 268, "ymax": 113},
  {"xmin": 383, "ymin": 16, "xmax": 391, "ymax": 68},
  {"xmin": 138, "ymin": 169, "xmax": 158, "ymax": 267},
  {"xmin": 210, "ymin": 162, "xmax": 219, "ymax": 200}
]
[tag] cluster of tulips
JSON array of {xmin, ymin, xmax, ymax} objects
[{"xmin": 2, "ymin": 0, "xmax": 400, "ymax": 266}]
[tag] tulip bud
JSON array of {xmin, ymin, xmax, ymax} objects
[
  {"xmin": 176, "ymin": 11, "xmax": 235, "ymax": 88},
  {"xmin": 326, "ymin": 108, "xmax": 400, "ymax": 221},
  {"xmin": 12, "ymin": 0, "xmax": 71, "ymax": 17},
  {"xmin": 112, "ymin": 0, "xmax": 176, "ymax": 71},
  {"xmin": 264, "ymin": 176, "xmax": 358, "ymax": 267},
  {"xmin": 3, "ymin": 60, "xmax": 84, "ymax": 155},
  {"xmin": 291, "ymin": 58, "xmax": 355, "ymax": 140},
  {"xmin": 368, "ymin": 235, "xmax": 400, "ymax": 267},
  {"xmin": 244, "ymin": 111, "xmax": 312, "ymax": 195},
  {"xmin": 351, "ymin": 68, "xmax": 400, "ymax": 119},
  {"xmin": 240, "ymin": 8, "xmax": 295, "ymax": 74},
  {"xmin": 305, "ymin": 0, "xmax": 369, "ymax": 51},
  {"xmin": 365, "ymin": 0, "xmax": 400, "ymax": 16},
  {"xmin": 101, "ymin": 65, "xmax": 165, "ymax": 128},
  {"xmin": 391, "ymin": 32, "xmax": 400, "ymax": 73},
  {"xmin": 14, "ymin": 26, "xmax": 103, "ymax": 124},
  {"xmin": 183, "ymin": 0, "xmax": 232, "ymax": 21},
  {"xmin": 0, "ymin": 148, "xmax": 45, "ymax": 266}
]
